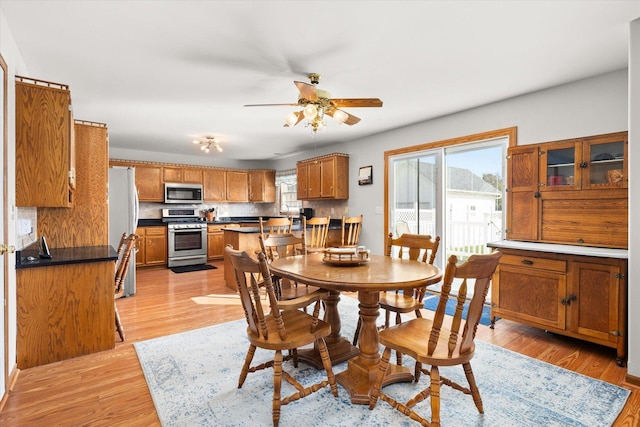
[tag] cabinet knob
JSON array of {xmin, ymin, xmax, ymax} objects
[
  {"xmin": 521, "ymin": 259, "xmax": 534, "ymax": 265},
  {"xmin": 579, "ymin": 162, "xmax": 588, "ymax": 168},
  {"xmin": 577, "ymin": 238, "xmax": 584, "ymax": 244}
]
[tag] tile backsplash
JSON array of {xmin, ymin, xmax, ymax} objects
[{"xmin": 16, "ymin": 207, "xmax": 37, "ymax": 250}]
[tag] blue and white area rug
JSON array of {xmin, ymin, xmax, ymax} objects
[{"xmin": 134, "ymin": 297, "xmax": 630, "ymax": 426}]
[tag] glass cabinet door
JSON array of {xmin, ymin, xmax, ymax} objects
[
  {"xmin": 582, "ymin": 132, "xmax": 627, "ymax": 189},
  {"xmin": 540, "ymin": 140, "xmax": 580, "ymax": 191}
]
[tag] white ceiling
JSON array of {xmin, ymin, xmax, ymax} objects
[{"xmin": 2, "ymin": 1, "xmax": 640, "ymax": 161}]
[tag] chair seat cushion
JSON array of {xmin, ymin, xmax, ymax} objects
[
  {"xmin": 247, "ymin": 309, "xmax": 331, "ymax": 350},
  {"xmin": 379, "ymin": 292, "xmax": 423, "ymax": 312},
  {"xmin": 378, "ymin": 317, "xmax": 475, "ymax": 366}
]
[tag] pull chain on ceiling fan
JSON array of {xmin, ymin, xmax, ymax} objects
[{"xmin": 244, "ymin": 73, "xmax": 383, "ymax": 133}]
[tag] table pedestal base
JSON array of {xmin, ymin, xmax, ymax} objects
[{"xmin": 336, "ymin": 356, "xmax": 414, "ymax": 404}]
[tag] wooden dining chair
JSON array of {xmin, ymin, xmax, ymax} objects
[
  {"xmin": 303, "ymin": 216, "xmax": 330, "ymax": 253},
  {"xmin": 341, "ymin": 214, "xmax": 363, "ymax": 246},
  {"xmin": 259, "ymin": 216, "xmax": 293, "ymax": 236},
  {"xmin": 114, "ymin": 233, "xmax": 138, "ymax": 342},
  {"xmin": 369, "ymin": 251, "xmax": 502, "ymax": 427},
  {"xmin": 225, "ymin": 246, "xmax": 338, "ymax": 427},
  {"xmin": 352, "ymin": 233, "xmax": 440, "ymax": 367},
  {"xmin": 259, "ymin": 233, "xmax": 328, "ymax": 304}
]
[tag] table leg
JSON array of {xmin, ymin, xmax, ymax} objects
[
  {"xmin": 335, "ymin": 290, "xmax": 414, "ymax": 404},
  {"xmin": 297, "ymin": 290, "xmax": 360, "ymax": 368}
]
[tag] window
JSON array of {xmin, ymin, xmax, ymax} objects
[
  {"xmin": 276, "ymin": 169, "xmax": 302, "ymax": 215},
  {"xmin": 386, "ymin": 128, "xmax": 515, "ymax": 268}
]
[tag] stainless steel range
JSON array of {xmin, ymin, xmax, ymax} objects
[{"xmin": 162, "ymin": 208, "xmax": 208, "ymax": 267}]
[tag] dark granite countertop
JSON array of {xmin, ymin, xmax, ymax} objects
[{"xmin": 16, "ymin": 243, "xmax": 118, "ymax": 269}]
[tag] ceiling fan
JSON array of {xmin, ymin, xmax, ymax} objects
[{"xmin": 244, "ymin": 73, "xmax": 383, "ymax": 133}]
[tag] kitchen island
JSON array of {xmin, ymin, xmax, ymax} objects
[{"xmin": 16, "ymin": 244, "xmax": 118, "ymax": 368}]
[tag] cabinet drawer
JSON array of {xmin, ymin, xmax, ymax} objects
[
  {"xmin": 145, "ymin": 226, "xmax": 167, "ymax": 236},
  {"xmin": 208, "ymin": 224, "xmax": 226, "ymax": 233},
  {"xmin": 500, "ymin": 254, "xmax": 566, "ymax": 273}
]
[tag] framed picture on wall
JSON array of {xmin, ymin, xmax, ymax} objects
[{"xmin": 358, "ymin": 165, "xmax": 372, "ymax": 185}]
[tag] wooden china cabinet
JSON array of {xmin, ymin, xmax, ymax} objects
[{"xmin": 493, "ymin": 130, "xmax": 628, "ymax": 366}]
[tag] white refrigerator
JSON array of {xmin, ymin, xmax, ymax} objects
[{"xmin": 108, "ymin": 166, "xmax": 139, "ymax": 296}]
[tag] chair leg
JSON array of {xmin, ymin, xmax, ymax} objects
[
  {"xmin": 317, "ymin": 338, "xmax": 338, "ymax": 397},
  {"xmin": 238, "ymin": 344, "xmax": 256, "ymax": 388},
  {"xmin": 395, "ymin": 312, "xmax": 403, "ymax": 366},
  {"xmin": 272, "ymin": 350, "xmax": 283, "ymax": 427},
  {"xmin": 430, "ymin": 366, "xmax": 442, "ymax": 427},
  {"xmin": 115, "ymin": 303, "xmax": 125, "ymax": 342},
  {"xmin": 463, "ymin": 362, "xmax": 484, "ymax": 413},
  {"xmin": 369, "ymin": 347, "xmax": 392, "ymax": 410}
]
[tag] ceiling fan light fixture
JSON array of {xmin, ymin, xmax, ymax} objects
[
  {"xmin": 303, "ymin": 104, "xmax": 318, "ymax": 120},
  {"xmin": 333, "ymin": 109, "xmax": 349, "ymax": 125},
  {"xmin": 284, "ymin": 112, "xmax": 298, "ymax": 127},
  {"xmin": 214, "ymin": 143, "xmax": 223, "ymax": 153}
]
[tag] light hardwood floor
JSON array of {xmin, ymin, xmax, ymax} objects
[{"xmin": 1, "ymin": 261, "xmax": 638, "ymax": 426}]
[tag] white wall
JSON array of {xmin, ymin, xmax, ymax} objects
[{"xmin": 627, "ymin": 18, "xmax": 639, "ymax": 378}]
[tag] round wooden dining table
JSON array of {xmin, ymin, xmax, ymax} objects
[{"xmin": 269, "ymin": 252, "xmax": 442, "ymax": 404}]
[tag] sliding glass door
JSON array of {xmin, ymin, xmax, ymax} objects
[{"xmin": 389, "ymin": 137, "xmax": 507, "ymax": 268}]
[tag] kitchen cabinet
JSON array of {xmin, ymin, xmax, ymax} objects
[
  {"xmin": 135, "ymin": 165, "xmax": 164, "ymax": 201},
  {"xmin": 248, "ymin": 170, "xmax": 276, "ymax": 202},
  {"xmin": 207, "ymin": 223, "xmax": 239, "ymax": 260},
  {"xmin": 16, "ymin": 247, "xmax": 117, "ymax": 369},
  {"xmin": 135, "ymin": 226, "xmax": 167, "ymax": 267},
  {"xmin": 505, "ymin": 131, "xmax": 627, "ymax": 248},
  {"xmin": 296, "ymin": 153, "xmax": 349, "ymax": 200},
  {"xmin": 38, "ymin": 121, "xmax": 109, "ymax": 247},
  {"xmin": 488, "ymin": 242, "xmax": 627, "ymax": 366},
  {"xmin": 163, "ymin": 166, "xmax": 203, "ymax": 184},
  {"xmin": 15, "ymin": 76, "xmax": 76, "ymax": 207},
  {"xmin": 203, "ymin": 169, "xmax": 227, "ymax": 201},
  {"xmin": 226, "ymin": 171, "xmax": 248, "ymax": 202}
]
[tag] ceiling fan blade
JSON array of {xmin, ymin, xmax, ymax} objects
[
  {"xmin": 294, "ymin": 81, "xmax": 318, "ymax": 101},
  {"xmin": 325, "ymin": 108, "xmax": 361, "ymax": 126},
  {"xmin": 244, "ymin": 103, "xmax": 300, "ymax": 107},
  {"xmin": 331, "ymin": 98, "xmax": 383, "ymax": 108},
  {"xmin": 284, "ymin": 111, "xmax": 306, "ymax": 127}
]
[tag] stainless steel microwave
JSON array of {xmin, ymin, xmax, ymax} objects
[{"xmin": 164, "ymin": 183, "xmax": 204, "ymax": 204}]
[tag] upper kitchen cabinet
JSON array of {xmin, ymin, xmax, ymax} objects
[
  {"xmin": 163, "ymin": 166, "xmax": 203, "ymax": 184},
  {"xmin": 38, "ymin": 121, "xmax": 109, "ymax": 247},
  {"xmin": 248, "ymin": 170, "xmax": 276, "ymax": 202},
  {"xmin": 16, "ymin": 76, "xmax": 75, "ymax": 207},
  {"xmin": 203, "ymin": 169, "xmax": 226, "ymax": 202},
  {"xmin": 135, "ymin": 165, "xmax": 163, "ymax": 201},
  {"xmin": 226, "ymin": 171, "xmax": 248, "ymax": 202},
  {"xmin": 296, "ymin": 153, "xmax": 349, "ymax": 200}
]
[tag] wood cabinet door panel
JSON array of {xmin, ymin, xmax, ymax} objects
[
  {"xmin": 493, "ymin": 265, "xmax": 566, "ymax": 329},
  {"xmin": 226, "ymin": 171, "xmax": 248, "ymax": 202},
  {"xmin": 308, "ymin": 162, "xmax": 322, "ymax": 199},
  {"xmin": 203, "ymin": 169, "xmax": 226, "ymax": 201},
  {"xmin": 296, "ymin": 163, "xmax": 308, "ymax": 199},
  {"xmin": 135, "ymin": 165, "xmax": 163, "ymax": 201},
  {"xmin": 540, "ymin": 198, "xmax": 627, "ymax": 248},
  {"xmin": 16, "ymin": 81, "xmax": 72, "ymax": 207},
  {"xmin": 163, "ymin": 167, "xmax": 183, "ymax": 183},
  {"xmin": 569, "ymin": 261, "xmax": 620, "ymax": 343},
  {"xmin": 320, "ymin": 157, "xmax": 336, "ymax": 198},
  {"xmin": 183, "ymin": 168, "xmax": 203, "ymax": 184},
  {"xmin": 506, "ymin": 145, "xmax": 539, "ymax": 241}
]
